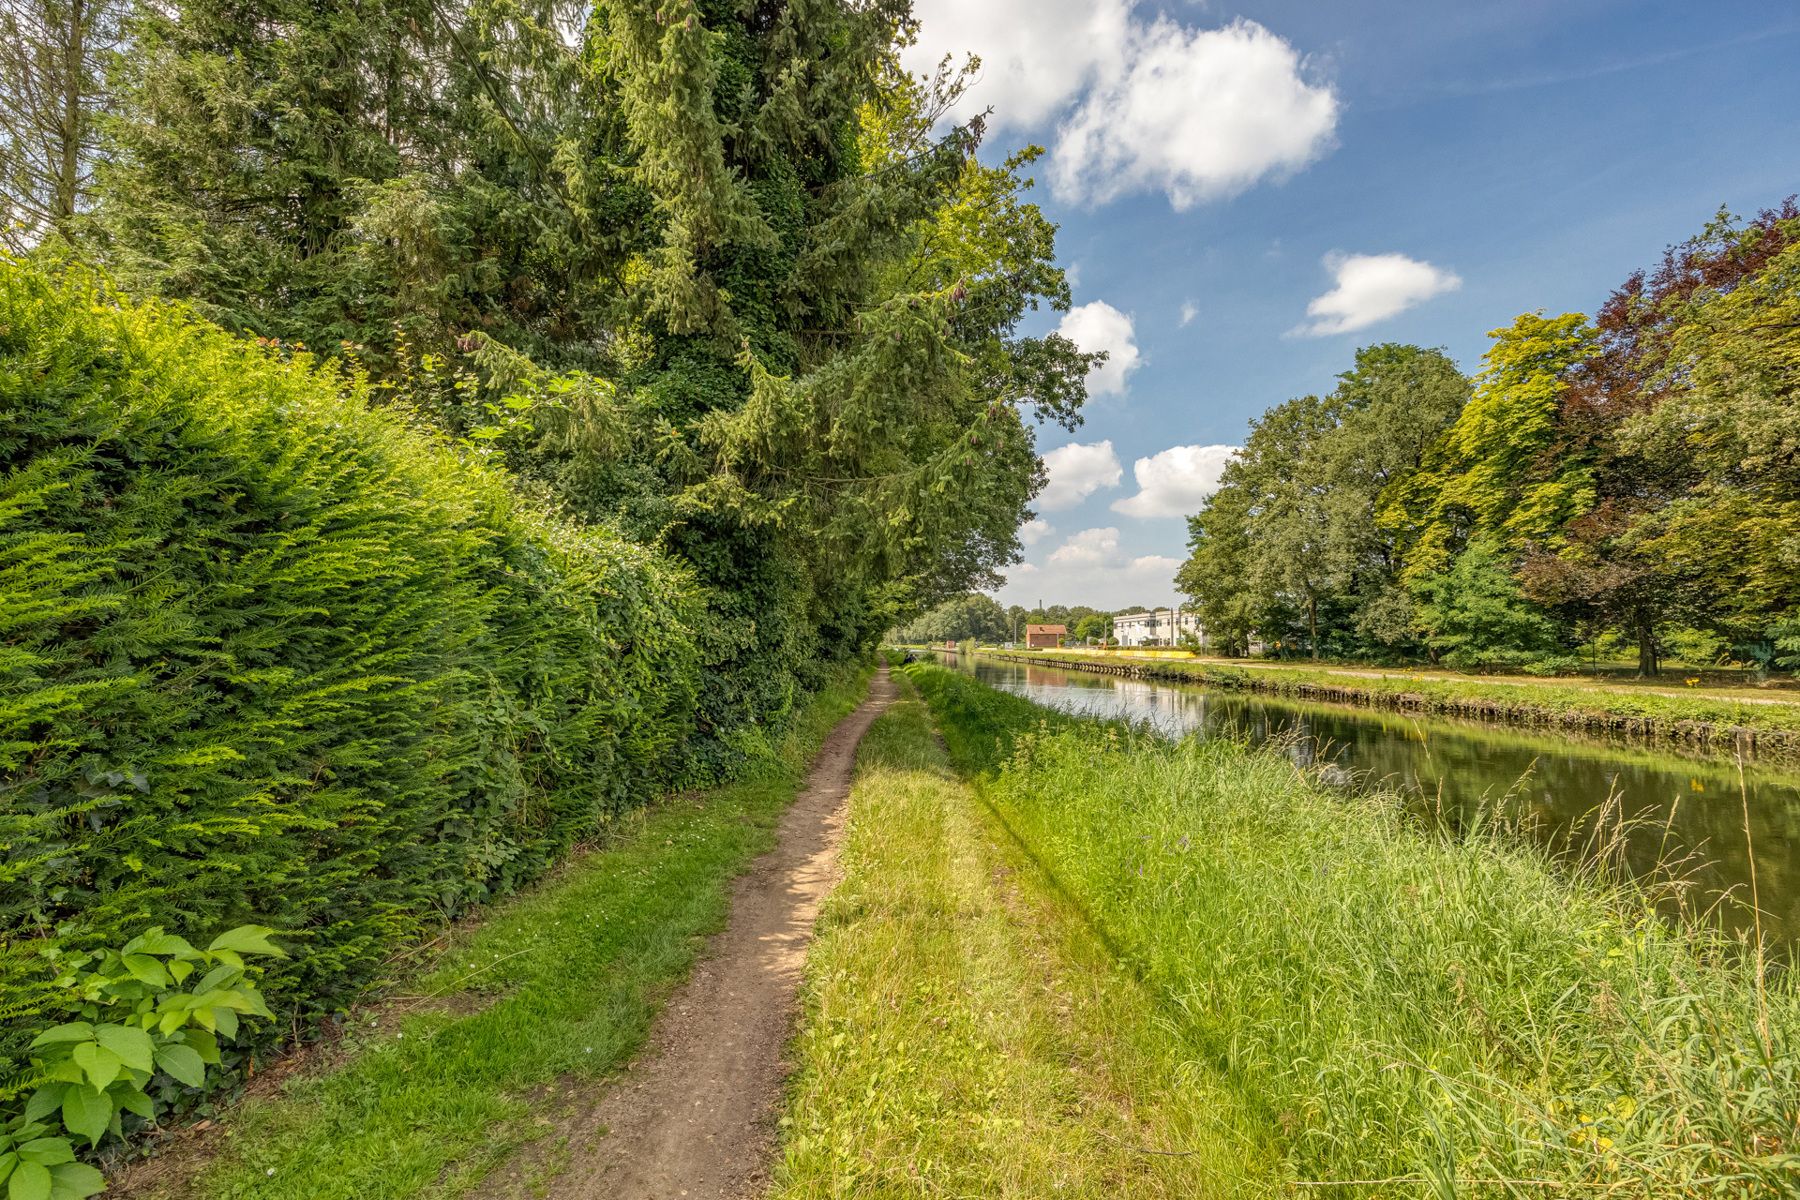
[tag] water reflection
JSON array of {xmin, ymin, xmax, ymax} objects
[{"xmin": 953, "ymin": 653, "xmax": 1800, "ymax": 946}]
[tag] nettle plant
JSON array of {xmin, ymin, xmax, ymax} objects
[{"xmin": 0, "ymin": 926, "xmax": 283, "ymax": 1199}]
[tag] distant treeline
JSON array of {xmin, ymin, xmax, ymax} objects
[
  {"xmin": 895, "ymin": 595, "xmax": 1119, "ymax": 644},
  {"xmin": 1181, "ymin": 202, "xmax": 1800, "ymax": 674}
]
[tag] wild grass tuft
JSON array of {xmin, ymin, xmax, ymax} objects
[{"xmin": 909, "ymin": 663, "xmax": 1800, "ymax": 1197}]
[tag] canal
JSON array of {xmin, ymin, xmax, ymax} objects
[{"xmin": 942, "ymin": 651, "xmax": 1800, "ymax": 948}]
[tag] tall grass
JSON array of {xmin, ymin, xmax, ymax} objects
[{"xmin": 909, "ymin": 664, "xmax": 1800, "ymax": 1197}]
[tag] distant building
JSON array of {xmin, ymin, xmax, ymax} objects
[
  {"xmin": 1113, "ymin": 608, "xmax": 1204, "ymax": 648},
  {"xmin": 1023, "ymin": 623, "xmax": 1066, "ymax": 649}
]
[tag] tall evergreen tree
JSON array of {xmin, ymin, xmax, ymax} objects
[{"xmin": 0, "ymin": 0, "xmax": 125, "ymax": 251}]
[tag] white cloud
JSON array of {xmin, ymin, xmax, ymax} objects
[
  {"xmin": 1019, "ymin": 518, "xmax": 1055, "ymax": 546},
  {"xmin": 1295, "ymin": 252, "xmax": 1463, "ymax": 337},
  {"xmin": 1037, "ymin": 440, "xmax": 1123, "ymax": 511},
  {"xmin": 1049, "ymin": 526, "xmax": 1120, "ymax": 565},
  {"xmin": 900, "ymin": 0, "xmax": 1131, "ymax": 132},
  {"xmin": 1053, "ymin": 19, "xmax": 1339, "ymax": 210},
  {"xmin": 1178, "ymin": 300, "xmax": 1199, "ymax": 328},
  {"xmin": 1112, "ymin": 444, "xmax": 1239, "ymax": 519},
  {"xmin": 1057, "ymin": 301, "xmax": 1141, "ymax": 398},
  {"xmin": 992, "ymin": 530, "xmax": 1184, "ymax": 609}
]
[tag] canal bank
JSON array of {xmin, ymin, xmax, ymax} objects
[
  {"xmin": 942, "ymin": 650, "xmax": 1800, "ymax": 947},
  {"xmin": 900, "ymin": 660, "xmax": 1799, "ymax": 1197},
  {"xmin": 976, "ymin": 648, "xmax": 1800, "ymax": 757}
]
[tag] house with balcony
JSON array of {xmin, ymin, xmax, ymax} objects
[{"xmin": 1113, "ymin": 608, "xmax": 1204, "ymax": 648}]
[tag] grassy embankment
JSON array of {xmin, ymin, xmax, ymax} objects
[
  {"xmin": 980, "ymin": 648, "xmax": 1800, "ymax": 751},
  {"xmin": 773, "ymin": 675, "xmax": 1281, "ymax": 1197},
  {"xmin": 122, "ymin": 668, "xmax": 873, "ymax": 1200},
  {"xmin": 861, "ymin": 663, "xmax": 1797, "ymax": 1196}
]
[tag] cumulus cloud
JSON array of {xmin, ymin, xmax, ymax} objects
[
  {"xmin": 1049, "ymin": 526, "xmax": 1121, "ymax": 565},
  {"xmin": 1178, "ymin": 300, "xmax": 1199, "ymax": 328},
  {"xmin": 900, "ymin": 0, "xmax": 1131, "ymax": 132},
  {"xmin": 904, "ymin": 6, "xmax": 1338, "ymax": 211},
  {"xmin": 1057, "ymin": 301, "xmax": 1141, "ymax": 398},
  {"xmin": 1295, "ymin": 252, "xmax": 1463, "ymax": 337},
  {"xmin": 1019, "ymin": 518, "xmax": 1055, "ymax": 546},
  {"xmin": 992, "ymin": 530, "xmax": 1184, "ymax": 609},
  {"xmin": 1053, "ymin": 19, "xmax": 1339, "ymax": 210},
  {"xmin": 1037, "ymin": 440, "xmax": 1123, "ymax": 511},
  {"xmin": 1112, "ymin": 444, "xmax": 1239, "ymax": 519}
]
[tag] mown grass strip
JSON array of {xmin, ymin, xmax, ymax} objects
[
  {"xmin": 126, "ymin": 668, "xmax": 873, "ymax": 1200},
  {"xmin": 907, "ymin": 661, "xmax": 1800, "ymax": 1197},
  {"xmin": 773, "ymin": 677, "xmax": 1280, "ymax": 1198}
]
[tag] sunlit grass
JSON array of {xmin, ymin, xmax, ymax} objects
[
  {"xmin": 774, "ymin": 679, "xmax": 1281, "ymax": 1197},
  {"xmin": 909, "ymin": 662, "xmax": 1800, "ymax": 1197},
  {"xmin": 136, "ymin": 668, "xmax": 874, "ymax": 1200}
]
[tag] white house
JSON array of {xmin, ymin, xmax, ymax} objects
[{"xmin": 1113, "ymin": 608, "xmax": 1204, "ymax": 648}]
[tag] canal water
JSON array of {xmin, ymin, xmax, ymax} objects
[{"xmin": 943, "ymin": 652, "xmax": 1800, "ymax": 947}]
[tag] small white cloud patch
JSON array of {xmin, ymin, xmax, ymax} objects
[
  {"xmin": 1296, "ymin": 252, "xmax": 1462, "ymax": 337},
  {"xmin": 1019, "ymin": 518, "xmax": 1055, "ymax": 546},
  {"xmin": 1112, "ymin": 444, "xmax": 1239, "ymax": 519},
  {"xmin": 1037, "ymin": 441, "xmax": 1124, "ymax": 512},
  {"xmin": 1049, "ymin": 526, "xmax": 1121, "ymax": 565},
  {"xmin": 1057, "ymin": 301, "xmax": 1141, "ymax": 398},
  {"xmin": 1178, "ymin": 300, "xmax": 1199, "ymax": 328}
]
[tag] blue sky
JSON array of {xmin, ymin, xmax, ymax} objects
[{"xmin": 903, "ymin": 0, "xmax": 1800, "ymax": 611}]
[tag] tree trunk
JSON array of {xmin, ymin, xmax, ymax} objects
[
  {"xmin": 57, "ymin": 0, "xmax": 86, "ymax": 226},
  {"xmin": 1636, "ymin": 622, "xmax": 1659, "ymax": 677},
  {"xmin": 1308, "ymin": 596, "xmax": 1319, "ymax": 661}
]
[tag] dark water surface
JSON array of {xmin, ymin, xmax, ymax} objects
[{"xmin": 939, "ymin": 651, "xmax": 1800, "ymax": 947}]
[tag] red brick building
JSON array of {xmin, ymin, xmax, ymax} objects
[{"xmin": 1023, "ymin": 623, "xmax": 1066, "ymax": 649}]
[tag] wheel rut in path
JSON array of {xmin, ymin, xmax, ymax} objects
[{"xmin": 531, "ymin": 669, "xmax": 896, "ymax": 1200}]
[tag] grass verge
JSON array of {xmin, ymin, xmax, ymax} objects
[
  {"xmin": 773, "ymin": 676, "xmax": 1281, "ymax": 1197},
  {"xmin": 908, "ymin": 662, "xmax": 1800, "ymax": 1197},
  {"xmin": 979, "ymin": 649, "xmax": 1800, "ymax": 747},
  {"xmin": 122, "ymin": 666, "xmax": 874, "ymax": 1200}
]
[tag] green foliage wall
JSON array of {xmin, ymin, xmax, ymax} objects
[{"xmin": 0, "ymin": 265, "xmax": 701, "ymax": 1077}]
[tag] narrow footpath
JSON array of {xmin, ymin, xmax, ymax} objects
[{"xmin": 533, "ymin": 669, "xmax": 897, "ymax": 1200}]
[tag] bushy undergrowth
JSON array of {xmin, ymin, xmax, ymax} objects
[
  {"xmin": 909, "ymin": 664, "xmax": 1799, "ymax": 1197},
  {"xmin": 0, "ymin": 266, "xmax": 702, "ymax": 1082}
]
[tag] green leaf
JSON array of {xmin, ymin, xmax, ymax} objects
[
  {"xmin": 179, "ymin": 1029, "xmax": 220, "ymax": 1065},
  {"xmin": 113, "ymin": 1086, "xmax": 155, "ymax": 1121},
  {"xmin": 168, "ymin": 960, "xmax": 195, "ymax": 984},
  {"xmin": 14, "ymin": 1141, "xmax": 71, "ymax": 1168},
  {"xmin": 212, "ymin": 1007, "xmax": 238, "ymax": 1041},
  {"xmin": 68, "ymin": 1045, "xmax": 120, "ymax": 1092},
  {"xmin": 123, "ymin": 928, "xmax": 193, "ymax": 957},
  {"xmin": 7, "ymin": 1160, "xmax": 50, "ymax": 1200},
  {"xmin": 0, "ymin": 1156, "xmax": 14, "ymax": 1187},
  {"xmin": 121, "ymin": 955, "xmax": 172, "ymax": 988},
  {"xmin": 207, "ymin": 926, "xmax": 286, "ymax": 958},
  {"xmin": 48, "ymin": 1162, "xmax": 104, "ymax": 1200},
  {"xmin": 27, "ymin": 1026, "xmax": 92, "ymax": 1050},
  {"xmin": 58, "ymin": 1089, "xmax": 109, "ymax": 1148},
  {"xmin": 94, "ymin": 1025, "xmax": 154, "ymax": 1074},
  {"xmin": 153, "ymin": 1043, "xmax": 205, "ymax": 1089},
  {"xmin": 22, "ymin": 1089, "xmax": 65, "ymax": 1125},
  {"xmin": 195, "ymin": 965, "xmax": 238, "ymax": 994}
]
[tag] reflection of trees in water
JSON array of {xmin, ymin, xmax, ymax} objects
[{"xmin": 971, "ymin": 659, "xmax": 1800, "ymax": 944}]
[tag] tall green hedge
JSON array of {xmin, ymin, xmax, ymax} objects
[{"xmin": 0, "ymin": 264, "xmax": 702, "ymax": 1076}]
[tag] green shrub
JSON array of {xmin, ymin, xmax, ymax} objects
[{"xmin": 0, "ymin": 265, "xmax": 701, "ymax": 1081}]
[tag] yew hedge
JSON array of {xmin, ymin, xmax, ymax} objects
[{"xmin": 0, "ymin": 265, "xmax": 702, "ymax": 1081}]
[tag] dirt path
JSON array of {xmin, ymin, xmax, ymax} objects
[{"xmin": 533, "ymin": 669, "xmax": 895, "ymax": 1200}]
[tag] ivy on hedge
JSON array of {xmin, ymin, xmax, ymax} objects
[{"xmin": 0, "ymin": 265, "xmax": 702, "ymax": 1081}]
